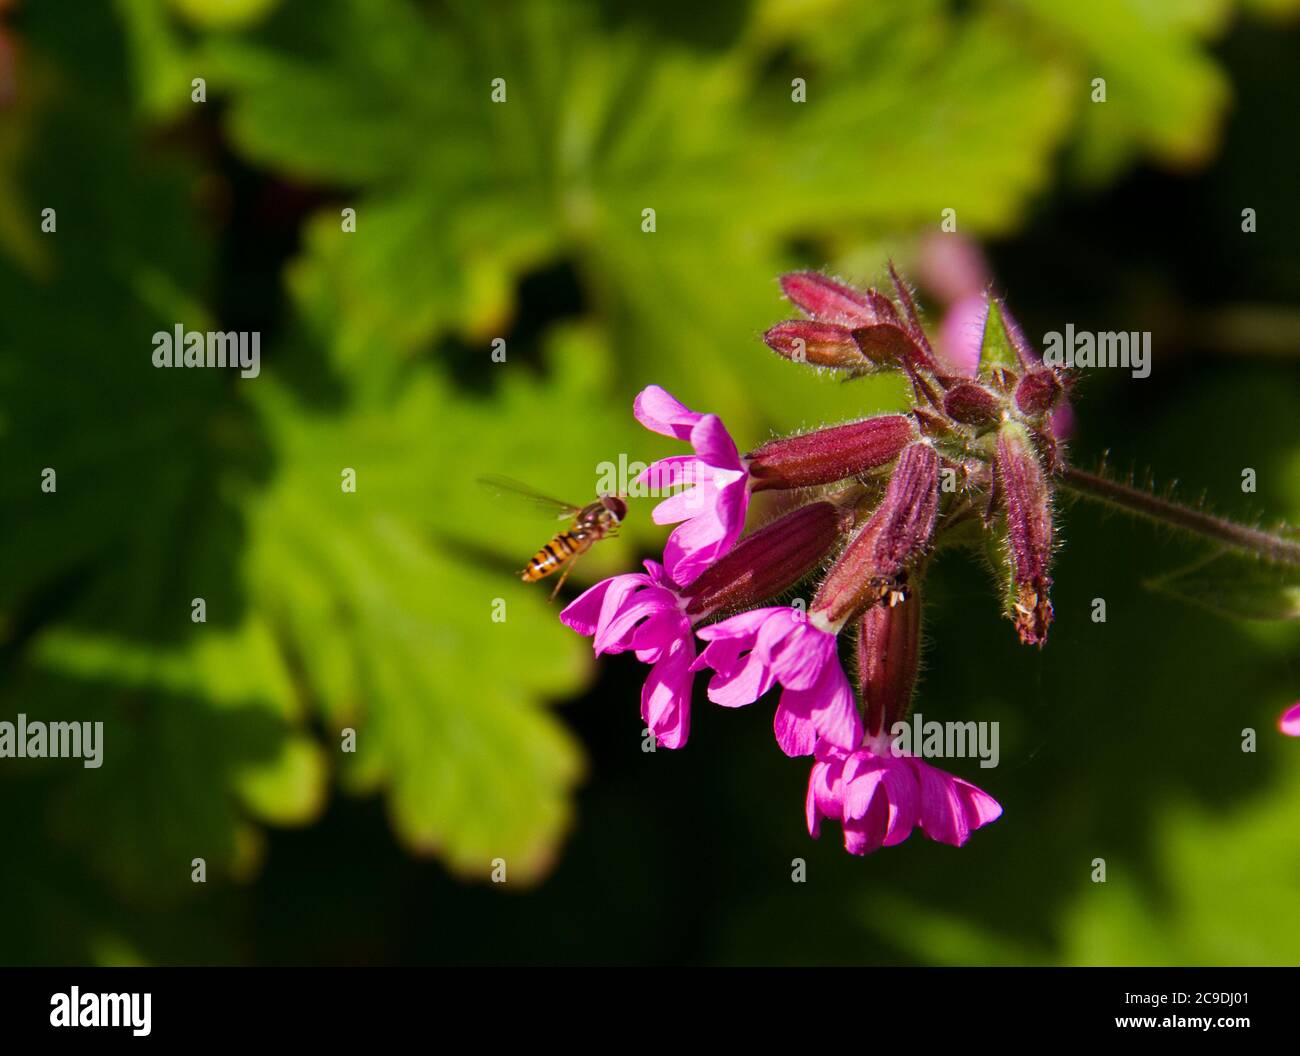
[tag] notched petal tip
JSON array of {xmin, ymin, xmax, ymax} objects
[{"xmin": 632, "ymin": 385, "xmax": 701, "ymax": 440}]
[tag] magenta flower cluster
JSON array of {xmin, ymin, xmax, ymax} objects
[{"xmin": 561, "ymin": 266, "xmax": 1071, "ymax": 856}]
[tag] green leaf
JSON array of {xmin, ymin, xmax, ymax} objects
[
  {"xmin": 23, "ymin": 617, "xmax": 325, "ymax": 899},
  {"xmin": 168, "ymin": 0, "xmax": 282, "ymax": 30},
  {"xmin": 191, "ymin": 0, "xmax": 1077, "ymax": 426},
  {"xmin": 1147, "ymin": 550, "xmax": 1300, "ymax": 621},
  {"xmin": 1018, "ymin": 0, "xmax": 1231, "ymax": 184},
  {"xmin": 1061, "ymin": 771, "xmax": 1300, "ymax": 965},
  {"xmin": 0, "ymin": 31, "xmax": 326, "ymax": 898},
  {"xmin": 238, "ymin": 351, "xmax": 636, "ymax": 881}
]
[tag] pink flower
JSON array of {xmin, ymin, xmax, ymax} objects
[
  {"xmin": 806, "ymin": 738, "xmax": 1002, "ymax": 855},
  {"xmin": 915, "ymin": 232, "xmax": 989, "ymax": 378},
  {"xmin": 633, "ymin": 386, "xmax": 750, "ymax": 587},
  {"xmin": 916, "ymin": 232, "xmax": 990, "ymax": 307},
  {"xmin": 1279, "ymin": 702, "xmax": 1300, "ymax": 737},
  {"xmin": 692, "ymin": 607, "xmax": 861, "ymax": 757},
  {"xmin": 560, "ymin": 560, "xmax": 695, "ymax": 748},
  {"xmin": 938, "ymin": 295, "xmax": 990, "ymax": 378}
]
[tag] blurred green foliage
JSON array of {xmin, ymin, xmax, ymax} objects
[{"xmin": 0, "ymin": 0, "xmax": 1298, "ymax": 965}]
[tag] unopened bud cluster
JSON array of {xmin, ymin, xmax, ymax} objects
[{"xmin": 762, "ymin": 268, "xmax": 1064, "ymax": 648}]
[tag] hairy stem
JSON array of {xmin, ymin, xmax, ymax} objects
[{"xmin": 1058, "ymin": 464, "xmax": 1300, "ymax": 565}]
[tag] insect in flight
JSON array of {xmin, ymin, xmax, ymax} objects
[{"xmin": 478, "ymin": 475, "xmax": 628, "ymax": 600}]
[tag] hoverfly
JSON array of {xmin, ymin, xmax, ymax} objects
[
  {"xmin": 867, "ymin": 571, "xmax": 910, "ymax": 609},
  {"xmin": 478, "ymin": 475, "xmax": 627, "ymax": 600}
]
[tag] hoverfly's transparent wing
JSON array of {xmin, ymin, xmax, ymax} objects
[{"xmin": 477, "ymin": 475, "xmax": 582, "ymax": 520}]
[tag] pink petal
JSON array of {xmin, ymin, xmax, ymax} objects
[
  {"xmin": 952, "ymin": 777, "xmax": 1003, "ymax": 832},
  {"xmin": 937, "ymin": 295, "xmax": 987, "ymax": 378},
  {"xmin": 842, "ymin": 788, "xmax": 890, "ymax": 855},
  {"xmin": 560, "ymin": 572, "xmax": 647, "ymax": 640},
  {"xmin": 1049, "ymin": 398, "xmax": 1075, "ymax": 440},
  {"xmin": 629, "ymin": 608, "xmax": 689, "ymax": 661},
  {"xmin": 696, "ymin": 607, "xmax": 778, "ymax": 642},
  {"xmin": 807, "ymin": 659, "xmax": 862, "ymax": 751},
  {"xmin": 810, "ymin": 750, "xmax": 847, "ymax": 820},
  {"xmin": 911, "ymin": 757, "xmax": 1001, "ymax": 847},
  {"xmin": 704, "ymin": 649, "xmax": 775, "ymax": 707},
  {"xmin": 912, "ymin": 760, "xmax": 968, "ymax": 846},
  {"xmin": 663, "ymin": 487, "xmax": 748, "ymax": 586},
  {"xmin": 1282, "ymin": 702, "xmax": 1300, "ymax": 737},
  {"xmin": 762, "ymin": 621, "xmax": 835, "ymax": 692},
  {"xmin": 593, "ymin": 585, "xmax": 675, "ymax": 655},
  {"xmin": 640, "ymin": 636, "xmax": 695, "ymax": 748},
  {"xmin": 773, "ymin": 687, "xmax": 818, "ymax": 757},
  {"xmin": 751, "ymin": 609, "xmax": 804, "ymax": 675},
  {"xmin": 878, "ymin": 758, "xmax": 919, "ymax": 846},
  {"xmin": 663, "ymin": 523, "xmax": 728, "ymax": 588},
  {"xmin": 689, "ymin": 414, "xmax": 742, "ymax": 472},
  {"xmin": 694, "ymin": 626, "xmax": 777, "ymax": 706},
  {"xmin": 634, "ymin": 454, "xmax": 698, "ymax": 495},
  {"xmin": 805, "ymin": 770, "xmax": 824, "ymax": 837},
  {"xmin": 843, "ymin": 765, "xmax": 886, "ymax": 821},
  {"xmin": 633, "ymin": 385, "xmax": 701, "ymax": 441},
  {"xmin": 842, "ymin": 825, "xmax": 877, "ymax": 856},
  {"xmin": 916, "ymin": 232, "xmax": 990, "ymax": 305},
  {"xmin": 559, "ymin": 578, "xmax": 617, "ymax": 637},
  {"xmin": 649, "ymin": 471, "xmax": 718, "ymax": 525},
  {"xmin": 773, "ymin": 657, "xmax": 858, "ymax": 757},
  {"xmin": 635, "ymin": 412, "xmax": 749, "ymax": 586}
]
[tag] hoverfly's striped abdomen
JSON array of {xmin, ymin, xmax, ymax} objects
[{"xmin": 522, "ymin": 528, "xmax": 590, "ymax": 582}]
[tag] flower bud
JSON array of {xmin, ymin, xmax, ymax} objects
[
  {"xmin": 682, "ymin": 501, "xmax": 851, "ymax": 616},
  {"xmin": 857, "ymin": 584, "xmax": 923, "ymax": 737},
  {"xmin": 747, "ymin": 414, "xmax": 917, "ymax": 492},
  {"xmin": 912, "ymin": 406, "xmax": 953, "ymax": 439},
  {"xmin": 994, "ymin": 421, "xmax": 1054, "ymax": 646},
  {"xmin": 850, "ymin": 323, "xmax": 930, "ymax": 371},
  {"xmin": 764, "ymin": 320, "xmax": 874, "ymax": 371},
  {"xmin": 942, "ymin": 381, "xmax": 1002, "ymax": 427},
  {"xmin": 811, "ymin": 442, "xmax": 939, "ymax": 628},
  {"xmin": 780, "ymin": 272, "xmax": 877, "ymax": 327},
  {"xmin": 869, "ymin": 443, "xmax": 941, "ymax": 572},
  {"xmin": 1014, "ymin": 369, "xmax": 1062, "ymax": 418}
]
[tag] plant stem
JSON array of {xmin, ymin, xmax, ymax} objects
[{"xmin": 1058, "ymin": 464, "xmax": 1300, "ymax": 566}]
